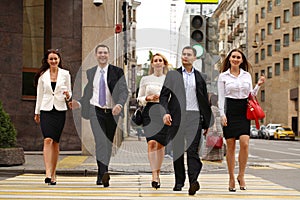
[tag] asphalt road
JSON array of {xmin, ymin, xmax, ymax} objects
[{"xmin": 218, "ymin": 138, "xmax": 300, "ymax": 191}]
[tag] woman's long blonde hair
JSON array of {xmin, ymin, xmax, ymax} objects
[{"xmin": 148, "ymin": 53, "xmax": 171, "ymax": 75}]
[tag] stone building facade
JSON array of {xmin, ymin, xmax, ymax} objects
[
  {"xmin": 0, "ymin": 0, "xmax": 139, "ymax": 151},
  {"xmin": 214, "ymin": 0, "xmax": 300, "ymax": 135}
]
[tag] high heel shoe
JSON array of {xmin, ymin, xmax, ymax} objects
[
  {"xmin": 49, "ymin": 181, "xmax": 56, "ymax": 185},
  {"xmin": 228, "ymin": 187, "xmax": 236, "ymax": 192},
  {"xmin": 44, "ymin": 177, "xmax": 51, "ymax": 184},
  {"xmin": 151, "ymin": 181, "xmax": 160, "ymax": 189},
  {"xmin": 237, "ymin": 178, "xmax": 247, "ymax": 190}
]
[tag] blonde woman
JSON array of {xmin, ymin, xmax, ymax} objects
[{"xmin": 137, "ymin": 53, "xmax": 170, "ymax": 189}]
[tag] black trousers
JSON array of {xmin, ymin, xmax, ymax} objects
[
  {"xmin": 89, "ymin": 105, "xmax": 119, "ymax": 178},
  {"xmin": 168, "ymin": 111, "xmax": 203, "ymax": 185}
]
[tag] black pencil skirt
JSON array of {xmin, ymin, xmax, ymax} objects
[
  {"xmin": 142, "ymin": 102, "xmax": 168, "ymax": 146},
  {"xmin": 40, "ymin": 108, "xmax": 66, "ymax": 143},
  {"xmin": 223, "ymin": 98, "xmax": 250, "ymax": 139}
]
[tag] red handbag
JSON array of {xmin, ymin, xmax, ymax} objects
[
  {"xmin": 206, "ymin": 135, "xmax": 223, "ymax": 149},
  {"xmin": 246, "ymin": 94, "xmax": 265, "ymax": 129}
]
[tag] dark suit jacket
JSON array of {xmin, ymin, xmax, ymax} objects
[
  {"xmin": 80, "ymin": 64, "xmax": 128, "ymax": 119},
  {"xmin": 159, "ymin": 67, "xmax": 213, "ymax": 129}
]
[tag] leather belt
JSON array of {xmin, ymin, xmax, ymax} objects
[{"xmin": 95, "ymin": 106, "xmax": 112, "ymax": 113}]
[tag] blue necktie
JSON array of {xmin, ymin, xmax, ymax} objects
[{"xmin": 99, "ymin": 69, "xmax": 106, "ymax": 107}]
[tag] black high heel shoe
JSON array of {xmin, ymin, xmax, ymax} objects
[
  {"xmin": 237, "ymin": 178, "xmax": 247, "ymax": 190},
  {"xmin": 151, "ymin": 181, "xmax": 160, "ymax": 189},
  {"xmin": 228, "ymin": 187, "xmax": 236, "ymax": 192},
  {"xmin": 44, "ymin": 177, "xmax": 51, "ymax": 184},
  {"xmin": 49, "ymin": 181, "xmax": 56, "ymax": 185}
]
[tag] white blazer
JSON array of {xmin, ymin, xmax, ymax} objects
[{"xmin": 35, "ymin": 68, "xmax": 72, "ymax": 114}]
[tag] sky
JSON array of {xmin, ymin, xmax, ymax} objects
[{"xmin": 135, "ymin": 0, "xmax": 186, "ymax": 65}]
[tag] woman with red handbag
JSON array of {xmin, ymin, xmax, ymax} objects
[
  {"xmin": 202, "ymin": 94, "xmax": 224, "ymax": 161},
  {"xmin": 217, "ymin": 49, "xmax": 265, "ymax": 192}
]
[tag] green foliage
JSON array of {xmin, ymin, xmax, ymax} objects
[{"xmin": 0, "ymin": 101, "xmax": 17, "ymax": 148}]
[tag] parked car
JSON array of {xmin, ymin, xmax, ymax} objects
[
  {"xmin": 265, "ymin": 123, "xmax": 281, "ymax": 140},
  {"xmin": 250, "ymin": 127, "xmax": 259, "ymax": 138},
  {"xmin": 274, "ymin": 126, "xmax": 295, "ymax": 140},
  {"xmin": 258, "ymin": 125, "xmax": 266, "ymax": 139}
]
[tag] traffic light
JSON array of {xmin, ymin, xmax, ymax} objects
[
  {"xmin": 206, "ymin": 17, "xmax": 219, "ymax": 55},
  {"xmin": 190, "ymin": 15, "xmax": 206, "ymax": 58}
]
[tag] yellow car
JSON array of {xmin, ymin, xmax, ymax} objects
[{"xmin": 274, "ymin": 126, "xmax": 295, "ymax": 140}]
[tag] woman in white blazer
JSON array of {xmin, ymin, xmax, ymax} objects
[{"xmin": 34, "ymin": 49, "xmax": 72, "ymax": 185}]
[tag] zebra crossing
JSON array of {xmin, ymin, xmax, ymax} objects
[{"xmin": 0, "ymin": 173, "xmax": 299, "ymax": 199}]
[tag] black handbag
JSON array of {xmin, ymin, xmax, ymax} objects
[{"xmin": 131, "ymin": 106, "xmax": 143, "ymax": 126}]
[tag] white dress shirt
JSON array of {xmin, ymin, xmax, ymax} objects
[
  {"xmin": 182, "ymin": 67, "xmax": 199, "ymax": 111},
  {"xmin": 217, "ymin": 69, "xmax": 260, "ymax": 116},
  {"xmin": 90, "ymin": 65, "xmax": 114, "ymax": 108}
]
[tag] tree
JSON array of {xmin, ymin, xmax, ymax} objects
[{"xmin": 0, "ymin": 101, "xmax": 17, "ymax": 148}]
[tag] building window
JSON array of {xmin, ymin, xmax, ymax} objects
[
  {"xmin": 293, "ymin": 53, "xmax": 300, "ymax": 67},
  {"xmin": 275, "ymin": 63, "xmax": 280, "ymax": 75},
  {"xmin": 255, "ymin": 33, "xmax": 259, "ymax": 43},
  {"xmin": 275, "ymin": 0, "xmax": 281, "ymax": 6},
  {"xmin": 22, "ymin": 0, "xmax": 46, "ymax": 99},
  {"xmin": 267, "ymin": 23, "xmax": 273, "ymax": 35},
  {"xmin": 261, "ymin": 29, "xmax": 265, "ymax": 40},
  {"xmin": 267, "ymin": 44, "xmax": 272, "ymax": 56},
  {"xmin": 267, "ymin": 66, "xmax": 272, "ymax": 78},
  {"xmin": 275, "ymin": 39, "xmax": 281, "ymax": 52},
  {"xmin": 293, "ymin": 27, "xmax": 300, "ymax": 41},
  {"xmin": 283, "ymin": 34, "xmax": 289, "ymax": 46},
  {"xmin": 261, "ymin": 49, "xmax": 265, "ymax": 60},
  {"xmin": 261, "ymin": 69, "xmax": 265, "ymax": 76},
  {"xmin": 261, "ymin": 7, "xmax": 266, "ymax": 18},
  {"xmin": 268, "ymin": 1, "xmax": 272, "ymax": 12},
  {"xmin": 284, "ymin": 10, "xmax": 290, "ymax": 23},
  {"xmin": 256, "ymin": 0, "xmax": 259, "ymax": 5},
  {"xmin": 293, "ymin": 2, "xmax": 300, "ymax": 16},
  {"xmin": 275, "ymin": 16, "xmax": 281, "ymax": 29},
  {"xmin": 255, "ymin": 53, "xmax": 259, "ymax": 63},
  {"xmin": 255, "ymin": 14, "xmax": 259, "ymax": 23},
  {"xmin": 261, "ymin": 90, "xmax": 265, "ymax": 102},
  {"xmin": 255, "ymin": 73, "xmax": 259, "ymax": 83},
  {"xmin": 283, "ymin": 58, "xmax": 289, "ymax": 71}
]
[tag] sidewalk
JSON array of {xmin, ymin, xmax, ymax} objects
[{"xmin": 0, "ymin": 132, "xmax": 227, "ymax": 176}]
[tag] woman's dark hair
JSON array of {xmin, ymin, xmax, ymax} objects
[
  {"xmin": 34, "ymin": 49, "xmax": 63, "ymax": 87},
  {"xmin": 220, "ymin": 48, "xmax": 252, "ymax": 73}
]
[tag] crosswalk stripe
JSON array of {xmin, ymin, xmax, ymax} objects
[{"xmin": 0, "ymin": 173, "xmax": 299, "ymax": 199}]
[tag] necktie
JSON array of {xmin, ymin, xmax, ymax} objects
[{"xmin": 99, "ymin": 69, "xmax": 106, "ymax": 107}]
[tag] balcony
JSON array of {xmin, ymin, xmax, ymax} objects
[
  {"xmin": 234, "ymin": 11, "xmax": 239, "ymax": 18},
  {"xmin": 237, "ymin": 23, "xmax": 244, "ymax": 33},
  {"xmin": 234, "ymin": 28, "xmax": 239, "ymax": 36},
  {"xmin": 237, "ymin": 6, "xmax": 244, "ymax": 15},
  {"xmin": 227, "ymin": 33, "xmax": 235, "ymax": 43}
]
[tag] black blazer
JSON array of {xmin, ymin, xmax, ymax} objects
[
  {"xmin": 80, "ymin": 64, "xmax": 128, "ymax": 119},
  {"xmin": 159, "ymin": 67, "xmax": 213, "ymax": 129}
]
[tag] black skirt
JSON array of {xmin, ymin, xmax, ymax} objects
[
  {"xmin": 40, "ymin": 108, "xmax": 66, "ymax": 143},
  {"xmin": 142, "ymin": 102, "xmax": 168, "ymax": 146},
  {"xmin": 223, "ymin": 98, "xmax": 250, "ymax": 139}
]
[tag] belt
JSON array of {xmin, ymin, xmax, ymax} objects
[{"xmin": 95, "ymin": 106, "xmax": 112, "ymax": 113}]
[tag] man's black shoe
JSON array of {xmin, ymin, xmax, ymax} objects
[
  {"xmin": 188, "ymin": 181, "xmax": 200, "ymax": 195},
  {"xmin": 96, "ymin": 180, "xmax": 103, "ymax": 185},
  {"xmin": 102, "ymin": 172, "xmax": 110, "ymax": 187},
  {"xmin": 173, "ymin": 184, "xmax": 184, "ymax": 191}
]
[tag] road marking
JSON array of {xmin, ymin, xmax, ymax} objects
[
  {"xmin": 0, "ymin": 174, "xmax": 299, "ymax": 199},
  {"xmin": 253, "ymin": 147, "xmax": 300, "ymax": 157},
  {"xmin": 57, "ymin": 156, "xmax": 88, "ymax": 169},
  {"xmin": 278, "ymin": 162, "xmax": 300, "ymax": 169}
]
